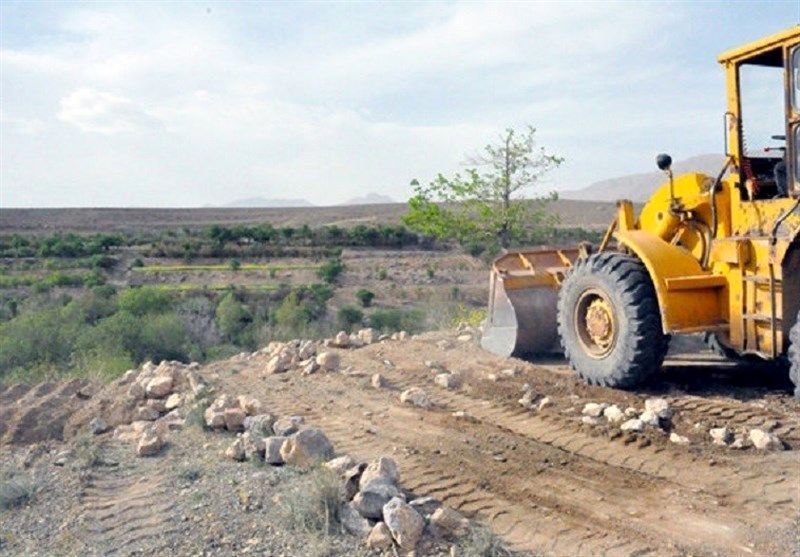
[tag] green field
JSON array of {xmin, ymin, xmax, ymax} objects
[{"xmin": 132, "ymin": 263, "xmax": 320, "ymax": 273}]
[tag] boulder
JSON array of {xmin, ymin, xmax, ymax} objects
[
  {"xmin": 749, "ymin": 428, "xmax": 784, "ymax": 450},
  {"xmin": 434, "ymin": 373, "xmax": 461, "ymax": 390},
  {"xmin": 537, "ymin": 397, "xmax": 553, "ymax": 411},
  {"xmin": 518, "ymin": 390, "xmax": 538, "ymax": 410},
  {"xmin": 302, "ymin": 360, "xmax": 319, "ymax": 375},
  {"xmin": 359, "ymin": 457, "xmax": 400, "ymax": 489},
  {"xmin": 581, "ymin": 416, "xmax": 600, "ymax": 426},
  {"xmin": 357, "ymin": 328, "xmax": 377, "ymax": 345},
  {"xmin": 620, "ymin": 418, "xmax": 644, "ymax": 432},
  {"xmin": 298, "ymin": 340, "xmax": 317, "ymax": 360},
  {"xmin": 134, "ymin": 406, "xmax": 160, "ymax": 422},
  {"xmin": 89, "ymin": 417, "xmax": 109, "ymax": 435},
  {"xmin": 316, "ymin": 352, "xmax": 340, "ymax": 372},
  {"xmin": 430, "ymin": 507, "xmax": 469, "ymax": 538},
  {"xmin": 324, "ymin": 455, "xmax": 356, "ymax": 476},
  {"xmin": 224, "ymin": 408, "xmax": 246, "ymax": 432},
  {"xmin": 280, "ymin": 428, "xmax": 334, "ymax": 467},
  {"xmin": 273, "ymin": 415, "xmax": 304, "ymax": 436},
  {"xmin": 371, "ymin": 373, "xmax": 386, "ymax": 388},
  {"xmin": 237, "ymin": 395, "xmax": 263, "ymax": 416},
  {"xmin": 366, "ymin": 522, "xmax": 394, "ymax": 550},
  {"xmin": 400, "ymin": 388, "xmax": 431, "ymax": 409},
  {"xmin": 265, "ymin": 353, "xmax": 291, "ymax": 374},
  {"xmin": 603, "ymin": 405, "xmax": 625, "ymax": 423},
  {"xmin": 145, "ymin": 375, "xmax": 173, "ymax": 399},
  {"xmin": 204, "ymin": 410, "xmax": 225, "ymax": 429},
  {"xmin": 639, "ymin": 410, "xmax": 660, "ymax": 427},
  {"xmin": 333, "ymin": 331, "xmax": 350, "ymax": 348},
  {"xmin": 244, "ymin": 414, "xmax": 276, "ymax": 436},
  {"xmin": 353, "ymin": 482, "xmax": 404, "ymax": 519},
  {"xmin": 147, "ymin": 398, "xmax": 167, "ymax": 413},
  {"xmin": 382, "ymin": 497, "xmax": 424, "ymax": 551},
  {"xmin": 669, "ymin": 432, "xmax": 690, "ymax": 445},
  {"xmin": 582, "ymin": 402, "xmax": 608, "ymax": 417},
  {"xmin": 225, "ymin": 438, "xmax": 246, "ymax": 461},
  {"xmin": 408, "ymin": 496, "xmax": 442, "ymax": 517},
  {"xmin": 709, "ymin": 427, "xmax": 732, "ymax": 446},
  {"xmin": 341, "ymin": 502, "xmax": 371, "ymax": 537},
  {"xmin": 241, "ymin": 432, "xmax": 266, "ymax": 459},
  {"xmin": 164, "ymin": 393, "xmax": 183, "ymax": 411},
  {"xmin": 344, "ymin": 463, "xmax": 366, "ymax": 500},
  {"xmin": 136, "ymin": 427, "xmax": 164, "ymax": 457},
  {"xmin": 644, "ymin": 398, "xmax": 673, "ymax": 419},
  {"xmin": 127, "ymin": 382, "xmax": 146, "ymax": 400},
  {"xmin": 264, "ymin": 436, "xmax": 286, "ymax": 464}
]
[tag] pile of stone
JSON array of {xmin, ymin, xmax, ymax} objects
[
  {"xmin": 709, "ymin": 425, "xmax": 784, "ymax": 450},
  {"xmin": 580, "ymin": 398, "xmax": 675, "ymax": 435},
  {"xmin": 103, "ymin": 360, "xmax": 209, "ymax": 456},
  {"xmin": 333, "ymin": 456, "xmax": 469, "ymax": 552}
]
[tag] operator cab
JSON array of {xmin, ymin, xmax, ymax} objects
[{"xmin": 720, "ymin": 27, "xmax": 800, "ymax": 200}]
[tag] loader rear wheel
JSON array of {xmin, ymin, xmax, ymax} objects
[
  {"xmin": 557, "ymin": 253, "xmax": 669, "ymax": 388},
  {"xmin": 789, "ymin": 309, "xmax": 800, "ymax": 399}
]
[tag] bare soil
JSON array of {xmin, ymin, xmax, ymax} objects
[{"xmin": 2, "ymin": 331, "xmax": 798, "ymax": 556}]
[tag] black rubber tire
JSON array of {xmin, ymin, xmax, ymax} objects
[
  {"xmin": 557, "ymin": 253, "xmax": 670, "ymax": 388},
  {"xmin": 789, "ymin": 309, "xmax": 800, "ymax": 399}
]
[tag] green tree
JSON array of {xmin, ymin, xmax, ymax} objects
[
  {"xmin": 317, "ymin": 258, "xmax": 345, "ymax": 284},
  {"xmin": 337, "ymin": 305, "xmax": 363, "ymax": 332},
  {"xmin": 118, "ymin": 287, "xmax": 172, "ymax": 316},
  {"xmin": 355, "ymin": 289, "xmax": 375, "ymax": 308},
  {"xmin": 402, "ymin": 125, "xmax": 563, "ymax": 249},
  {"xmin": 215, "ymin": 292, "xmax": 251, "ymax": 341}
]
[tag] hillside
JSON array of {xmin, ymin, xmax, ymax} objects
[{"xmin": 561, "ymin": 154, "xmax": 726, "ymax": 202}]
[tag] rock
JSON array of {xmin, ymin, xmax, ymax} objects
[
  {"xmin": 620, "ymin": 418, "xmax": 644, "ymax": 432},
  {"xmin": 396, "ymin": 331, "xmax": 409, "ymax": 340},
  {"xmin": 408, "ymin": 496, "xmax": 442, "ymax": 517},
  {"xmin": 147, "ymin": 398, "xmax": 167, "ymax": 413},
  {"xmin": 145, "ymin": 375, "xmax": 173, "ymax": 398},
  {"xmin": 89, "ymin": 417, "xmax": 109, "ymax": 435},
  {"xmin": 354, "ymin": 482, "xmax": 404, "ymax": 519},
  {"xmin": 134, "ymin": 406, "xmax": 160, "ymax": 422},
  {"xmin": 518, "ymin": 390, "xmax": 538, "ymax": 410},
  {"xmin": 358, "ymin": 328, "xmax": 377, "ymax": 345},
  {"xmin": 127, "ymin": 381, "xmax": 146, "ymax": 400},
  {"xmin": 302, "ymin": 360, "xmax": 319, "ymax": 375},
  {"xmin": 537, "ymin": 397, "xmax": 553, "ymax": 411},
  {"xmin": 164, "ymin": 393, "xmax": 183, "ymax": 411},
  {"xmin": 341, "ymin": 502, "xmax": 372, "ymax": 536},
  {"xmin": 624, "ymin": 407, "xmax": 638, "ymax": 418},
  {"xmin": 333, "ymin": 331, "xmax": 350, "ymax": 348},
  {"xmin": 343, "ymin": 463, "xmax": 366, "ymax": 500},
  {"xmin": 669, "ymin": 432, "xmax": 690, "ymax": 445},
  {"xmin": 500, "ymin": 368, "xmax": 519, "ymax": 377},
  {"xmin": 298, "ymin": 340, "xmax": 317, "ymax": 359},
  {"xmin": 582, "ymin": 402, "xmax": 608, "ymax": 417},
  {"xmin": 400, "ymin": 387, "xmax": 431, "ymax": 409},
  {"xmin": 54, "ymin": 449, "xmax": 72, "ymax": 466},
  {"xmin": 639, "ymin": 410, "xmax": 660, "ymax": 427},
  {"xmin": 244, "ymin": 414, "xmax": 276, "ymax": 436},
  {"xmin": 709, "ymin": 427, "xmax": 732, "ymax": 446},
  {"xmin": 280, "ymin": 428, "xmax": 334, "ymax": 467},
  {"xmin": 225, "ymin": 438, "xmax": 246, "ymax": 461},
  {"xmin": 359, "ymin": 457, "xmax": 400, "ymax": 489},
  {"xmin": 603, "ymin": 405, "xmax": 625, "ymax": 424},
  {"xmin": 371, "ymin": 373, "xmax": 386, "ymax": 388},
  {"xmin": 264, "ymin": 436, "xmax": 286, "ymax": 464},
  {"xmin": 436, "ymin": 339, "xmax": 452, "ymax": 350},
  {"xmin": 204, "ymin": 410, "xmax": 225, "ymax": 429},
  {"xmin": 366, "ymin": 522, "xmax": 394, "ymax": 550},
  {"xmin": 749, "ymin": 428, "xmax": 784, "ymax": 450},
  {"xmin": 136, "ymin": 427, "xmax": 164, "ymax": 457},
  {"xmin": 383, "ymin": 497, "xmax": 424, "ymax": 551},
  {"xmin": 424, "ymin": 360, "xmax": 442, "ymax": 370},
  {"xmin": 325, "ymin": 455, "xmax": 356, "ymax": 476},
  {"xmin": 241, "ymin": 432, "xmax": 266, "ymax": 460},
  {"xmin": 644, "ymin": 398, "xmax": 673, "ymax": 419},
  {"xmin": 581, "ymin": 416, "xmax": 600, "ymax": 426},
  {"xmin": 729, "ymin": 434, "xmax": 749, "ymax": 450},
  {"xmin": 485, "ymin": 373, "xmax": 499, "ymax": 382},
  {"xmin": 457, "ymin": 334, "xmax": 472, "ymax": 342},
  {"xmin": 237, "ymin": 396, "xmax": 263, "ymax": 416},
  {"xmin": 265, "ymin": 353, "xmax": 291, "ymax": 374},
  {"xmin": 430, "ymin": 507, "xmax": 469, "ymax": 538},
  {"xmin": 434, "ymin": 373, "xmax": 461, "ymax": 390},
  {"xmin": 272, "ymin": 415, "xmax": 304, "ymax": 436},
  {"xmin": 224, "ymin": 408, "xmax": 246, "ymax": 431},
  {"xmin": 316, "ymin": 351, "xmax": 340, "ymax": 372}
]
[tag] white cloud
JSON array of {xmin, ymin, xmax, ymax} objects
[{"xmin": 57, "ymin": 88, "xmax": 160, "ymax": 134}]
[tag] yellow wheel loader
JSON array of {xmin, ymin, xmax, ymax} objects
[{"xmin": 482, "ymin": 27, "xmax": 800, "ymax": 397}]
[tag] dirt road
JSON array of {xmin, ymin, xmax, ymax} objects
[{"xmin": 210, "ymin": 332, "xmax": 799, "ymax": 556}]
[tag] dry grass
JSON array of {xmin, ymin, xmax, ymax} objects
[
  {"xmin": 276, "ymin": 466, "xmax": 343, "ymax": 535},
  {"xmin": 0, "ymin": 476, "xmax": 38, "ymax": 510}
]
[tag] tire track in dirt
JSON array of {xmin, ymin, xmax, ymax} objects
[
  {"xmin": 669, "ymin": 396, "xmax": 800, "ymax": 441},
  {"xmin": 80, "ymin": 466, "xmax": 177, "ymax": 556},
  {"xmin": 220, "ymin": 365, "xmax": 763, "ymax": 556},
  {"xmin": 1, "ymin": 379, "xmax": 89, "ymax": 444}
]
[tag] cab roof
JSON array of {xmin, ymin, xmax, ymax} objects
[{"xmin": 717, "ymin": 26, "xmax": 800, "ymax": 67}]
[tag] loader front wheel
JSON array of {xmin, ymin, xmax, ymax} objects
[
  {"xmin": 557, "ymin": 253, "xmax": 669, "ymax": 388},
  {"xmin": 789, "ymin": 309, "xmax": 800, "ymax": 399}
]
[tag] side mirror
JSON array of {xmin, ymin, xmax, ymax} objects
[{"xmin": 656, "ymin": 153, "xmax": 672, "ymax": 171}]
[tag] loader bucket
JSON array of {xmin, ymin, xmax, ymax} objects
[{"xmin": 481, "ymin": 248, "xmax": 579, "ymax": 358}]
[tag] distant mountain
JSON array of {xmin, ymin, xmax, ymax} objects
[
  {"xmin": 342, "ymin": 193, "xmax": 396, "ymax": 205},
  {"xmin": 219, "ymin": 197, "xmax": 314, "ymax": 208},
  {"xmin": 561, "ymin": 154, "xmax": 727, "ymax": 202}
]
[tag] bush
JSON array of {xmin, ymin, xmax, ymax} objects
[
  {"xmin": 317, "ymin": 258, "xmax": 344, "ymax": 284},
  {"xmin": 90, "ymin": 254, "xmax": 117, "ymax": 269},
  {"xmin": 215, "ymin": 293, "xmax": 251, "ymax": 342},
  {"xmin": 369, "ymin": 307, "xmax": 424, "ymax": 333},
  {"xmin": 377, "ymin": 268, "xmax": 388, "ymax": 280},
  {"xmin": 138, "ymin": 313, "xmax": 189, "ymax": 363},
  {"xmin": 272, "ymin": 291, "xmax": 312, "ymax": 330},
  {"xmin": 0, "ymin": 476, "xmax": 38, "ymax": 510},
  {"xmin": 458, "ymin": 524, "xmax": 514, "ymax": 557},
  {"xmin": 131, "ymin": 258, "xmax": 145, "ymax": 268},
  {"xmin": 117, "ymin": 287, "xmax": 172, "ymax": 316},
  {"xmin": 229, "ymin": 259, "xmax": 241, "ymax": 271},
  {"xmin": 355, "ymin": 289, "xmax": 375, "ymax": 308},
  {"xmin": 336, "ymin": 305, "xmax": 363, "ymax": 332},
  {"xmin": 277, "ymin": 467, "xmax": 343, "ymax": 534}
]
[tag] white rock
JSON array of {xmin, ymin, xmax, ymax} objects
[
  {"xmin": 89, "ymin": 417, "xmax": 109, "ymax": 435},
  {"xmin": 537, "ymin": 397, "xmax": 553, "ymax": 411},
  {"xmin": 603, "ymin": 405, "xmax": 625, "ymax": 423},
  {"xmin": 280, "ymin": 428, "xmax": 334, "ymax": 467},
  {"xmin": 164, "ymin": 393, "xmax": 183, "ymax": 411},
  {"xmin": 353, "ymin": 482, "xmax": 404, "ymax": 519},
  {"xmin": 224, "ymin": 408, "xmax": 246, "ymax": 431},
  {"xmin": 298, "ymin": 340, "xmax": 317, "ymax": 360},
  {"xmin": 457, "ymin": 334, "xmax": 472, "ymax": 342},
  {"xmin": 136, "ymin": 427, "xmax": 164, "ymax": 457},
  {"xmin": 225, "ymin": 438, "xmax": 246, "ymax": 461},
  {"xmin": 749, "ymin": 428, "xmax": 783, "ymax": 450},
  {"xmin": 669, "ymin": 432, "xmax": 690, "ymax": 445},
  {"xmin": 518, "ymin": 390, "xmax": 538, "ymax": 409},
  {"xmin": 409, "ymin": 496, "xmax": 442, "ymax": 516},
  {"xmin": 325, "ymin": 455, "xmax": 356, "ymax": 476},
  {"xmin": 145, "ymin": 375, "xmax": 173, "ymax": 398},
  {"xmin": 383, "ymin": 497, "xmax": 425, "ymax": 551},
  {"xmin": 709, "ymin": 427, "xmax": 732, "ymax": 446},
  {"xmin": 265, "ymin": 353, "xmax": 291, "ymax": 374},
  {"xmin": 582, "ymin": 402, "xmax": 608, "ymax": 417},
  {"xmin": 359, "ymin": 457, "xmax": 399, "ymax": 489},
  {"xmin": 434, "ymin": 373, "xmax": 461, "ymax": 390},
  {"xmin": 620, "ymin": 418, "xmax": 644, "ymax": 432},
  {"xmin": 499, "ymin": 368, "xmax": 518, "ymax": 377},
  {"xmin": 430, "ymin": 507, "xmax": 469, "ymax": 538},
  {"xmin": 272, "ymin": 415, "xmax": 304, "ymax": 436},
  {"xmin": 624, "ymin": 407, "xmax": 639, "ymax": 417},
  {"xmin": 582, "ymin": 416, "xmax": 600, "ymax": 426},
  {"xmin": 237, "ymin": 395, "xmax": 263, "ymax": 416},
  {"xmin": 366, "ymin": 522, "xmax": 394, "ymax": 550},
  {"xmin": 302, "ymin": 360, "xmax": 319, "ymax": 375},
  {"xmin": 316, "ymin": 351, "xmax": 340, "ymax": 372},
  {"xmin": 244, "ymin": 414, "xmax": 276, "ymax": 436},
  {"xmin": 371, "ymin": 373, "xmax": 386, "ymax": 388},
  {"xmin": 341, "ymin": 502, "xmax": 371, "ymax": 536},
  {"xmin": 639, "ymin": 410, "xmax": 660, "ymax": 427},
  {"xmin": 241, "ymin": 432, "xmax": 266, "ymax": 460},
  {"xmin": 357, "ymin": 328, "xmax": 377, "ymax": 344},
  {"xmin": 644, "ymin": 398, "xmax": 673, "ymax": 419},
  {"xmin": 400, "ymin": 388, "xmax": 431, "ymax": 409}
]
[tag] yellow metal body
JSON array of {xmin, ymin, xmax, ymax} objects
[{"xmin": 490, "ymin": 27, "xmax": 800, "ymax": 360}]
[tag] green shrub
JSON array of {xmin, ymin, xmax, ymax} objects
[
  {"xmin": 317, "ymin": 258, "xmax": 344, "ymax": 284},
  {"xmin": 369, "ymin": 307, "xmax": 424, "ymax": 333},
  {"xmin": 138, "ymin": 313, "xmax": 189, "ymax": 363},
  {"xmin": 336, "ymin": 305, "xmax": 363, "ymax": 332},
  {"xmin": 131, "ymin": 258, "xmax": 145, "ymax": 268},
  {"xmin": 377, "ymin": 268, "xmax": 388, "ymax": 280},
  {"xmin": 90, "ymin": 254, "xmax": 117, "ymax": 269},
  {"xmin": 0, "ymin": 307, "xmax": 81, "ymax": 377},
  {"xmin": 215, "ymin": 292, "xmax": 251, "ymax": 341},
  {"xmin": 427, "ymin": 266, "xmax": 436, "ymax": 279},
  {"xmin": 118, "ymin": 287, "xmax": 172, "ymax": 316},
  {"xmin": 229, "ymin": 259, "xmax": 241, "ymax": 271},
  {"xmin": 272, "ymin": 291, "xmax": 312, "ymax": 330},
  {"xmin": 355, "ymin": 289, "xmax": 375, "ymax": 308}
]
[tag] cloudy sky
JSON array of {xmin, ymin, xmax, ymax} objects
[{"xmin": 1, "ymin": 1, "xmax": 797, "ymax": 207}]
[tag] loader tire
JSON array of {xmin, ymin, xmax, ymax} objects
[
  {"xmin": 789, "ymin": 309, "xmax": 800, "ymax": 399},
  {"xmin": 557, "ymin": 253, "xmax": 669, "ymax": 388}
]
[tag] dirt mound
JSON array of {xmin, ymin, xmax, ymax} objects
[{"xmin": 0, "ymin": 379, "xmax": 95, "ymax": 445}]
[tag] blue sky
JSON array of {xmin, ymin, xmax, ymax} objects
[{"xmin": 1, "ymin": 1, "xmax": 798, "ymax": 207}]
